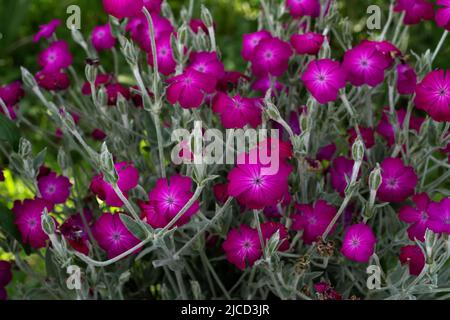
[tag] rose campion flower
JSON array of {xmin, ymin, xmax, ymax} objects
[
  {"xmin": 103, "ymin": 0, "xmax": 144, "ymax": 19},
  {"xmin": 251, "ymin": 76, "xmax": 285, "ymax": 95},
  {"xmin": 376, "ymin": 108, "xmax": 424, "ymax": 146},
  {"xmin": 342, "ymin": 43, "xmax": 390, "ymax": 87},
  {"xmin": 222, "ymin": 224, "xmax": 261, "ymax": 270},
  {"xmin": 143, "ymin": 0, "xmax": 163, "ymax": 13},
  {"xmin": 0, "ymin": 81, "xmax": 24, "ymax": 107},
  {"xmin": 90, "ymin": 162, "xmax": 139, "ymax": 207},
  {"xmin": 396, "ymin": 64, "xmax": 417, "ymax": 95},
  {"xmin": 35, "ymin": 70, "xmax": 70, "ymax": 91},
  {"xmin": 399, "ymin": 245, "xmax": 425, "ymax": 276},
  {"xmin": 13, "ymin": 198, "xmax": 54, "ymax": 249},
  {"xmin": 91, "ymin": 128, "xmax": 107, "ymax": 141},
  {"xmin": 348, "ymin": 127, "xmax": 375, "ymax": 149},
  {"xmin": 261, "ymin": 222, "xmax": 290, "ymax": 251},
  {"xmin": 139, "ymin": 175, "xmax": 200, "ymax": 229},
  {"xmin": 38, "ymin": 172, "xmax": 72, "ymax": 205},
  {"xmin": 250, "ymin": 37, "xmax": 293, "ymax": 77},
  {"xmin": 166, "ymin": 68, "xmax": 217, "ymax": 109},
  {"xmin": 33, "ymin": 19, "xmax": 61, "ymax": 42},
  {"xmin": 147, "ymin": 32, "xmax": 176, "ymax": 76},
  {"xmin": 187, "ymin": 51, "xmax": 225, "ymax": 80},
  {"xmin": 38, "ymin": 40, "xmax": 73, "ymax": 72},
  {"xmin": 394, "ymin": 0, "xmax": 434, "ymax": 25},
  {"xmin": 190, "ymin": 19, "xmax": 209, "ymax": 34},
  {"xmin": 81, "ymin": 73, "xmax": 113, "ymax": 95},
  {"xmin": 330, "ymin": 156, "xmax": 356, "ymax": 197},
  {"xmin": 316, "ymin": 143, "xmax": 336, "ymax": 162},
  {"xmin": 427, "ymin": 198, "xmax": 450, "ymax": 234},
  {"xmin": 301, "ymin": 59, "xmax": 346, "ymax": 104},
  {"xmin": 263, "ymin": 191, "xmax": 292, "ymax": 219},
  {"xmin": 227, "ymin": 145, "xmax": 293, "ymax": 210},
  {"xmin": 291, "ymin": 200, "xmax": 337, "ymax": 244},
  {"xmin": 127, "ymin": 14, "xmax": 174, "ymax": 52},
  {"xmin": 0, "ymin": 261, "xmax": 12, "ymax": 300},
  {"xmin": 213, "ymin": 183, "xmax": 230, "ymax": 205},
  {"xmin": 106, "ymin": 83, "xmax": 131, "ymax": 106},
  {"xmin": 212, "ymin": 93, "xmax": 262, "ymax": 129},
  {"xmin": 341, "ymin": 223, "xmax": 376, "ymax": 263},
  {"xmin": 399, "ymin": 193, "xmax": 433, "ymax": 241},
  {"xmin": 93, "ymin": 212, "xmax": 141, "ymax": 259},
  {"xmin": 436, "ymin": 0, "xmax": 450, "ymax": 31},
  {"xmin": 290, "ymin": 32, "xmax": 325, "ymax": 55},
  {"xmin": 360, "ymin": 40, "xmax": 402, "ymax": 66},
  {"xmin": 285, "ymin": 0, "xmax": 321, "ymax": 19},
  {"xmin": 60, "ymin": 211, "xmax": 93, "ymax": 255},
  {"xmin": 377, "ymin": 158, "xmax": 418, "ymax": 203},
  {"xmin": 314, "ymin": 282, "xmax": 343, "ymax": 300},
  {"xmin": 414, "ymin": 70, "xmax": 450, "ymax": 122},
  {"xmin": 241, "ymin": 30, "xmax": 272, "ymax": 61},
  {"xmin": 216, "ymin": 71, "xmax": 249, "ymax": 92},
  {"xmin": 91, "ymin": 24, "xmax": 116, "ymax": 52}
]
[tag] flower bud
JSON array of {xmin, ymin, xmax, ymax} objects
[
  {"xmin": 351, "ymin": 138, "xmax": 364, "ymax": 162},
  {"xmin": 264, "ymin": 102, "xmax": 281, "ymax": 122},
  {"xmin": 121, "ymin": 39, "xmax": 139, "ymax": 65},
  {"xmin": 264, "ymin": 230, "xmax": 280, "ymax": 258},
  {"xmin": 299, "ymin": 112, "xmax": 309, "ymax": 132},
  {"xmin": 368, "ymin": 164, "xmax": 382, "ymax": 192},
  {"xmin": 85, "ymin": 64, "xmax": 98, "ymax": 84},
  {"xmin": 41, "ymin": 208, "xmax": 56, "ymax": 235},
  {"xmin": 97, "ymin": 87, "xmax": 107, "ymax": 106},
  {"xmin": 71, "ymin": 27, "xmax": 88, "ymax": 51},
  {"xmin": 200, "ymin": 5, "xmax": 213, "ymax": 28},
  {"xmin": 20, "ymin": 66, "xmax": 37, "ymax": 89},
  {"xmin": 57, "ymin": 147, "xmax": 69, "ymax": 171},
  {"xmin": 19, "ymin": 138, "xmax": 32, "ymax": 158}
]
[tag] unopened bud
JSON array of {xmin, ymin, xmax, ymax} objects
[
  {"xmin": 85, "ymin": 64, "xmax": 98, "ymax": 84},
  {"xmin": 20, "ymin": 66, "xmax": 37, "ymax": 89},
  {"xmin": 19, "ymin": 138, "xmax": 32, "ymax": 158},
  {"xmin": 369, "ymin": 164, "xmax": 382, "ymax": 191},
  {"xmin": 200, "ymin": 5, "xmax": 214, "ymax": 28},
  {"xmin": 41, "ymin": 208, "xmax": 56, "ymax": 235},
  {"xmin": 351, "ymin": 138, "xmax": 364, "ymax": 162}
]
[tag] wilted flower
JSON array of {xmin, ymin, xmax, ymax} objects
[
  {"xmin": 291, "ymin": 200, "xmax": 337, "ymax": 244},
  {"xmin": 166, "ymin": 68, "xmax": 217, "ymax": 109},
  {"xmin": 38, "ymin": 40, "xmax": 73, "ymax": 72},
  {"xmin": 33, "ymin": 19, "xmax": 61, "ymax": 42},
  {"xmin": 139, "ymin": 175, "xmax": 200, "ymax": 229},
  {"xmin": 222, "ymin": 224, "xmax": 261, "ymax": 270},
  {"xmin": 250, "ymin": 37, "xmax": 293, "ymax": 77},
  {"xmin": 212, "ymin": 93, "xmax": 262, "ymax": 128},
  {"xmin": 394, "ymin": 0, "xmax": 434, "ymax": 25},
  {"xmin": 377, "ymin": 158, "xmax": 418, "ymax": 203},
  {"xmin": 415, "ymin": 70, "xmax": 450, "ymax": 122},
  {"xmin": 13, "ymin": 198, "xmax": 54, "ymax": 249},
  {"xmin": 91, "ymin": 24, "xmax": 116, "ymax": 52},
  {"xmin": 90, "ymin": 162, "xmax": 140, "ymax": 207},
  {"xmin": 301, "ymin": 59, "xmax": 346, "ymax": 104},
  {"xmin": 38, "ymin": 172, "xmax": 72, "ymax": 205},
  {"xmin": 341, "ymin": 223, "xmax": 376, "ymax": 263},
  {"xmin": 60, "ymin": 211, "xmax": 93, "ymax": 255},
  {"xmin": 93, "ymin": 212, "xmax": 141, "ymax": 259},
  {"xmin": 399, "ymin": 245, "xmax": 425, "ymax": 276},
  {"xmin": 290, "ymin": 32, "xmax": 325, "ymax": 55},
  {"xmin": 399, "ymin": 193, "xmax": 433, "ymax": 241}
]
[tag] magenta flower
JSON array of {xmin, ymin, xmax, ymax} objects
[
  {"xmin": 227, "ymin": 148, "xmax": 293, "ymax": 210},
  {"xmin": 330, "ymin": 156, "xmax": 356, "ymax": 197},
  {"xmin": 376, "ymin": 108, "xmax": 424, "ymax": 146},
  {"xmin": 291, "ymin": 200, "xmax": 337, "ymax": 244},
  {"xmin": 91, "ymin": 128, "xmax": 107, "ymax": 141},
  {"xmin": 0, "ymin": 81, "xmax": 24, "ymax": 107},
  {"xmin": 415, "ymin": 70, "xmax": 450, "ymax": 122},
  {"xmin": 35, "ymin": 70, "xmax": 70, "ymax": 91},
  {"xmin": 250, "ymin": 37, "xmax": 293, "ymax": 77},
  {"xmin": 103, "ymin": 0, "xmax": 144, "ymax": 19},
  {"xmin": 189, "ymin": 19, "xmax": 209, "ymax": 34},
  {"xmin": 397, "ymin": 64, "xmax": 417, "ymax": 95},
  {"xmin": 290, "ymin": 32, "xmax": 325, "ymax": 55},
  {"xmin": 341, "ymin": 223, "xmax": 376, "ymax": 263},
  {"xmin": 139, "ymin": 175, "xmax": 200, "ymax": 229},
  {"xmin": 38, "ymin": 40, "xmax": 73, "ymax": 72},
  {"xmin": 91, "ymin": 24, "xmax": 116, "ymax": 52},
  {"xmin": 348, "ymin": 127, "xmax": 375, "ymax": 149},
  {"xmin": 377, "ymin": 158, "xmax": 418, "ymax": 203},
  {"xmin": 93, "ymin": 212, "xmax": 141, "ymax": 259},
  {"xmin": 143, "ymin": 0, "xmax": 163, "ymax": 13},
  {"xmin": 38, "ymin": 172, "xmax": 72, "ymax": 205},
  {"xmin": 342, "ymin": 43, "xmax": 390, "ymax": 87},
  {"xmin": 90, "ymin": 162, "xmax": 140, "ymax": 207},
  {"xmin": 213, "ymin": 183, "xmax": 230, "ymax": 205},
  {"xmin": 216, "ymin": 71, "xmax": 249, "ymax": 92},
  {"xmin": 127, "ymin": 14, "xmax": 174, "ymax": 52},
  {"xmin": 301, "ymin": 59, "xmax": 346, "ymax": 104},
  {"xmin": 399, "ymin": 193, "xmax": 433, "ymax": 241},
  {"xmin": 222, "ymin": 224, "xmax": 261, "ymax": 270},
  {"xmin": 241, "ymin": 30, "xmax": 272, "ymax": 61},
  {"xmin": 148, "ymin": 31, "xmax": 176, "ymax": 76},
  {"xmin": 261, "ymin": 221, "xmax": 290, "ymax": 251},
  {"xmin": 106, "ymin": 83, "xmax": 131, "ymax": 105},
  {"xmin": 399, "ymin": 245, "xmax": 425, "ymax": 276},
  {"xmin": 316, "ymin": 143, "xmax": 336, "ymax": 162},
  {"xmin": 285, "ymin": 0, "xmax": 321, "ymax": 19},
  {"xmin": 436, "ymin": 0, "xmax": 450, "ymax": 30},
  {"xmin": 263, "ymin": 191, "xmax": 292, "ymax": 218},
  {"xmin": 81, "ymin": 73, "xmax": 113, "ymax": 95},
  {"xmin": 0, "ymin": 261, "xmax": 12, "ymax": 300},
  {"xmin": 212, "ymin": 93, "xmax": 262, "ymax": 128},
  {"xmin": 251, "ymin": 76, "xmax": 285, "ymax": 95},
  {"xmin": 187, "ymin": 51, "xmax": 225, "ymax": 80},
  {"xmin": 314, "ymin": 282, "xmax": 343, "ymax": 300},
  {"xmin": 33, "ymin": 19, "xmax": 61, "ymax": 42},
  {"xmin": 166, "ymin": 68, "xmax": 217, "ymax": 109},
  {"xmin": 427, "ymin": 198, "xmax": 450, "ymax": 234},
  {"xmin": 13, "ymin": 198, "xmax": 54, "ymax": 249},
  {"xmin": 60, "ymin": 211, "xmax": 93, "ymax": 255},
  {"xmin": 394, "ymin": 0, "xmax": 434, "ymax": 25}
]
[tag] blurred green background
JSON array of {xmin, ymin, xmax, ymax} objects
[{"xmin": 0, "ymin": 0, "xmax": 449, "ymax": 85}]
